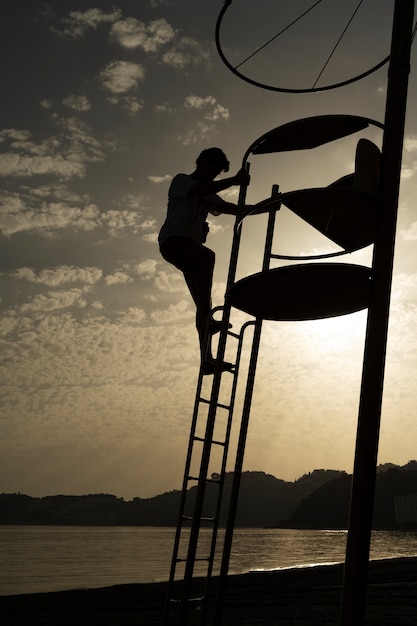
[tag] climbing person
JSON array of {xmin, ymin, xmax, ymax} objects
[{"xmin": 158, "ymin": 147, "xmax": 276, "ymax": 375}]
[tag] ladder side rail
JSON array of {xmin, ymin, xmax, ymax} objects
[
  {"xmin": 263, "ymin": 185, "xmax": 280, "ymax": 271},
  {"xmin": 213, "ymin": 316, "xmax": 263, "ymax": 625},
  {"xmin": 226, "ymin": 163, "xmax": 250, "ymax": 292},
  {"xmin": 201, "ymin": 320, "xmax": 257, "ymax": 625},
  {"xmin": 178, "ymin": 320, "xmax": 233, "ymax": 623},
  {"xmin": 163, "ymin": 320, "xmax": 221, "ymax": 623},
  {"xmin": 214, "ymin": 201, "xmax": 278, "ymax": 624}
]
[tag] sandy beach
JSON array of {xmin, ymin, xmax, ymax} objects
[{"xmin": 1, "ymin": 557, "xmax": 416, "ymax": 625}]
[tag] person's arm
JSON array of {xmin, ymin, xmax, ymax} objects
[
  {"xmin": 248, "ymin": 196, "xmax": 281, "ymax": 215},
  {"xmin": 217, "ymin": 196, "xmax": 281, "ymax": 217},
  {"xmin": 188, "ymin": 168, "xmax": 250, "ymax": 197}
]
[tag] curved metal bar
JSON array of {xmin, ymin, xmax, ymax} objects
[
  {"xmin": 241, "ymin": 115, "xmax": 385, "ymax": 162},
  {"xmin": 271, "ymin": 249, "xmax": 352, "ymax": 261},
  {"xmin": 215, "ymin": 2, "xmax": 390, "ymax": 93},
  {"xmin": 235, "ymin": 196, "xmax": 281, "ymax": 231}
]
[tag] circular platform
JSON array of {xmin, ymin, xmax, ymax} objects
[{"xmin": 227, "ymin": 263, "xmax": 374, "ymax": 321}]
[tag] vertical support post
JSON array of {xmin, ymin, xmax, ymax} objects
[
  {"xmin": 340, "ymin": 1, "xmax": 414, "ymax": 624},
  {"xmin": 226, "ymin": 162, "xmax": 251, "ymax": 292}
]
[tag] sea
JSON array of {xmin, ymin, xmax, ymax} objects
[{"xmin": 1, "ymin": 525, "xmax": 417, "ymax": 596}]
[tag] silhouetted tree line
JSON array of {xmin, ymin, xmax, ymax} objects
[{"xmin": 1, "ymin": 464, "xmax": 417, "ymax": 529}]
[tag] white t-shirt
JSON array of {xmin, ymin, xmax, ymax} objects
[{"xmin": 158, "ymin": 174, "xmax": 224, "ymax": 246}]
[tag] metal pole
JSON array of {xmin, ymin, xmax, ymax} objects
[
  {"xmin": 214, "ymin": 190, "xmax": 280, "ymax": 625},
  {"xmin": 340, "ymin": 1, "xmax": 414, "ymax": 624},
  {"xmin": 213, "ymin": 315, "xmax": 263, "ymax": 626}
]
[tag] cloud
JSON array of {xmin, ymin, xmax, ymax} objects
[
  {"xmin": 132, "ymin": 259, "xmax": 158, "ymax": 277},
  {"xmin": 7, "ymin": 266, "xmax": 103, "ymax": 287},
  {"xmin": 110, "ymin": 17, "xmax": 175, "ymax": 52},
  {"xmin": 118, "ymin": 307, "xmax": 147, "ymax": 325},
  {"xmin": 40, "ymin": 99, "xmax": 54, "ymax": 110},
  {"xmin": 161, "ymin": 37, "xmax": 211, "ymax": 69},
  {"xmin": 0, "ymin": 129, "xmax": 31, "ymax": 143},
  {"xmin": 155, "ymin": 103, "xmax": 174, "ymax": 114},
  {"xmin": 52, "ymin": 8, "xmax": 122, "ymax": 39},
  {"xmin": 0, "ymin": 117, "xmax": 106, "ymax": 180},
  {"xmin": 0, "ymin": 189, "xmax": 100, "ymax": 237},
  {"xmin": 119, "ymin": 193, "xmax": 148, "ymax": 211},
  {"xmin": 98, "ymin": 61, "xmax": 145, "ymax": 94},
  {"xmin": 184, "ymin": 96, "xmax": 229, "ymax": 122},
  {"xmin": 148, "ymin": 175, "xmax": 172, "ymax": 184},
  {"xmin": 394, "ymin": 272, "xmax": 417, "ymax": 291},
  {"xmin": 218, "ymin": 188, "xmax": 239, "ymax": 201},
  {"xmin": 401, "ymin": 166, "xmax": 416, "ymax": 180},
  {"xmin": 400, "ymin": 221, "xmax": 417, "ymax": 241},
  {"xmin": 404, "ymin": 135, "xmax": 417, "ymax": 153},
  {"xmin": 0, "ymin": 152, "xmax": 85, "ymax": 179},
  {"xmin": 62, "ymin": 95, "xmax": 91, "ymax": 112},
  {"xmin": 177, "ymin": 95, "xmax": 230, "ymax": 145},
  {"xmin": 150, "ymin": 300, "xmax": 193, "ymax": 325},
  {"xmin": 153, "ymin": 270, "xmax": 187, "ymax": 293},
  {"xmin": 101, "ymin": 210, "xmax": 156, "ymax": 237},
  {"xmin": 0, "ymin": 183, "xmax": 156, "ymax": 239},
  {"xmin": 20, "ymin": 287, "xmax": 90, "ymax": 312},
  {"xmin": 107, "ymin": 95, "xmax": 144, "ymax": 115},
  {"xmin": 110, "ymin": 16, "xmax": 210, "ymax": 70},
  {"xmin": 104, "ymin": 272, "xmax": 133, "ymax": 286},
  {"xmin": 143, "ymin": 232, "xmax": 158, "ymax": 243}
]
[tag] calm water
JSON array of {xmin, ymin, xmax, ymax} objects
[{"xmin": 1, "ymin": 525, "xmax": 417, "ymax": 596}]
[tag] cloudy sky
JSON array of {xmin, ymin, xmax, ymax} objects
[{"xmin": 1, "ymin": 0, "xmax": 417, "ymax": 500}]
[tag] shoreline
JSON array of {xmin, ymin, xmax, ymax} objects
[{"xmin": 1, "ymin": 556, "xmax": 416, "ymax": 625}]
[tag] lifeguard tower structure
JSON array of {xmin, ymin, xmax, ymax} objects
[{"xmin": 163, "ymin": 1, "xmax": 415, "ymax": 624}]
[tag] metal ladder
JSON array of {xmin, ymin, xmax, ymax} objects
[
  {"xmin": 163, "ymin": 306, "xmax": 256, "ymax": 625},
  {"xmin": 163, "ymin": 182, "xmax": 280, "ymax": 625}
]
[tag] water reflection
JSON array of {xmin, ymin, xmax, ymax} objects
[{"xmin": 1, "ymin": 526, "xmax": 417, "ymax": 595}]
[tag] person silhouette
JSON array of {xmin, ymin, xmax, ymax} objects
[{"xmin": 159, "ymin": 147, "xmax": 274, "ymax": 374}]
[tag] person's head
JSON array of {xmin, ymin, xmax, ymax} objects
[{"xmin": 195, "ymin": 148, "xmax": 230, "ymax": 178}]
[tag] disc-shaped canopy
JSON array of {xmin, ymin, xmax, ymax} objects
[
  {"xmin": 280, "ymin": 187, "xmax": 382, "ymax": 252},
  {"xmin": 246, "ymin": 115, "xmax": 383, "ymax": 156},
  {"xmin": 227, "ymin": 263, "xmax": 373, "ymax": 321}
]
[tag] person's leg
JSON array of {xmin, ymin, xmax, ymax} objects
[
  {"xmin": 160, "ymin": 237, "xmax": 215, "ymax": 357},
  {"xmin": 160, "ymin": 237, "xmax": 233, "ymax": 372},
  {"xmin": 181, "ymin": 242, "xmax": 215, "ymax": 360}
]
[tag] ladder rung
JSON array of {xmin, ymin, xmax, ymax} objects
[
  {"xmin": 181, "ymin": 515, "xmax": 216, "ymax": 523},
  {"xmin": 192, "ymin": 436, "xmax": 226, "ymax": 447},
  {"xmin": 187, "ymin": 474, "xmax": 222, "ymax": 483},
  {"xmin": 202, "ymin": 366, "xmax": 236, "ymax": 377},
  {"xmin": 199, "ymin": 397, "xmax": 231, "ymax": 410},
  {"xmin": 169, "ymin": 596, "xmax": 204, "ymax": 605},
  {"xmin": 176, "ymin": 555, "xmax": 210, "ymax": 563},
  {"xmin": 217, "ymin": 402, "xmax": 231, "ymax": 410}
]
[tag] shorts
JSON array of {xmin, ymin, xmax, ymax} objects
[{"xmin": 159, "ymin": 236, "xmax": 214, "ymax": 273}]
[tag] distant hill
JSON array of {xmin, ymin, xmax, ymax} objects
[
  {"xmin": 0, "ymin": 469, "xmax": 343, "ymax": 527},
  {"xmin": 281, "ymin": 466, "xmax": 417, "ymax": 529},
  {"xmin": 1, "ymin": 463, "xmax": 417, "ymax": 528}
]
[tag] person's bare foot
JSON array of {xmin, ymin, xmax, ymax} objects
[{"xmin": 202, "ymin": 358, "xmax": 235, "ymax": 375}]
